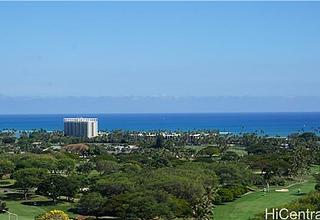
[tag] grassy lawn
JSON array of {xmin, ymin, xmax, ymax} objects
[
  {"xmin": 0, "ymin": 179, "xmax": 15, "ymax": 188},
  {"xmin": 184, "ymin": 145, "xmax": 207, "ymax": 152},
  {"xmin": 0, "ymin": 200, "xmax": 75, "ymax": 220},
  {"xmin": 0, "ymin": 178, "xmax": 76, "ymax": 220},
  {"xmin": 214, "ymin": 178, "xmax": 316, "ymax": 220},
  {"xmin": 227, "ymin": 146, "xmax": 248, "ymax": 156}
]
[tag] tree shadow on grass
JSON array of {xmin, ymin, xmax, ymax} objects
[
  {"xmin": 0, "ymin": 183, "xmax": 17, "ymax": 189},
  {"xmin": 2, "ymin": 192, "xmax": 25, "ymax": 201},
  {"xmin": 292, "ymin": 192, "xmax": 307, "ymax": 196},
  {"xmin": 67, "ymin": 207, "xmax": 78, "ymax": 215},
  {"xmin": 0, "ymin": 180, "xmax": 13, "ymax": 186},
  {"xmin": 21, "ymin": 200, "xmax": 56, "ymax": 206}
]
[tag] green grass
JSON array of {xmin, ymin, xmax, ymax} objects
[
  {"xmin": 0, "ymin": 193, "xmax": 75, "ymax": 220},
  {"xmin": 183, "ymin": 145, "xmax": 207, "ymax": 152},
  {"xmin": 184, "ymin": 144, "xmax": 248, "ymax": 156},
  {"xmin": 0, "ymin": 200, "xmax": 74, "ymax": 220},
  {"xmin": 0, "ymin": 179, "xmax": 76, "ymax": 220},
  {"xmin": 0, "ymin": 179, "xmax": 15, "ymax": 188},
  {"xmin": 214, "ymin": 178, "xmax": 316, "ymax": 220},
  {"xmin": 227, "ymin": 146, "xmax": 248, "ymax": 156}
]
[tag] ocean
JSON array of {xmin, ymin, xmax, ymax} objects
[{"xmin": 0, "ymin": 113, "xmax": 320, "ymax": 136}]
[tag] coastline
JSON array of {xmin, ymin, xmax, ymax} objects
[{"xmin": 0, "ymin": 112, "xmax": 319, "ymax": 136}]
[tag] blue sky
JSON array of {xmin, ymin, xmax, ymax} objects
[{"xmin": 0, "ymin": 2, "xmax": 320, "ymax": 113}]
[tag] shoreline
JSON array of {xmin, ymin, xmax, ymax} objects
[{"xmin": 0, "ymin": 112, "xmax": 318, "ymax": 137}]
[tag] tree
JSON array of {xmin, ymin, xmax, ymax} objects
[
  {"xmin": 152, "ymin": 179, "xmax": 204, "ymax": 205},
  {"xmin": 0, "ymin": 159, "xmax": 15, "ymax": 178},
  {"xmin": 193, "ymin": 188, "xmax": 216, "ymax": 220},
  {"xmin": 213, "ymin": 163, "xmax": 250, "ymax": 186},
  {"xmin": 76, "ymin": 162, "xmax": 94, "ymax": 174},
  {"xmin": 221, "ymin": 151, "xmax": 240, "ymax": 161},
  {"xmin": 15, "ymin": 156, "xmax": 57, "ymax": 173},
  {"xmin": 154, "ymin": 135, "xmax": 164, "ymax": 148},
  {"xmin": 37, "ymin": 175, "xmax": 67, "ymax": 203},
  {"xmin": 95, "ymin": 160, "xmax": 119, "ymax": 175},
  {"xmin": 291, "ymin": 145, "xmax": 311, "ymax": 178},
  {"xmin": 13, "ymin": 168, "xmax": 48, "ymax": 200},
  {"xmin": 197, "ymin": 146, "xmax": 220, "ymax": 157},
  {"xmin": 298, "ymin": 132, "xmax": 318, "ymax": 142},
  {"xmin": 93, "ymin": 176, "xmax": 134, "ymax": 198},
  {"xmin": 314, "ymin": 173, "xmax": 320, "ymax": 192},
  {"xmin": 55, "ymin": 158, "xmax": 75, "ymax": 174},
  {"xmin": 60, "ymin": 176, "xmax": 81, "ymax": 201},
  {"xmin": 77, "ymin": 192, "xmax": 105, "ymax": 219},
  {"xmin": 2, "ymin": 136, "xmax": 16, "ymax": 144},
  {"xmin": 106, "ymin": 191, "xmax": 175, "ymax": 220},
  {"xmin": 217, "ymin": 188, "xmax": 234, "ymax": 202}
]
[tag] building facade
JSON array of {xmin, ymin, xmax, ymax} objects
[{"xmin": 64, "ymin": 118, "xmax": 98, "ymax": 138}]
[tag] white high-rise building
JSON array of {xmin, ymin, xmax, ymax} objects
[{"xmin": 64, "ymin": 118, "xmax": 98, "ymax": 138}]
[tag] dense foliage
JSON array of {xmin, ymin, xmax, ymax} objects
[{"xmin": 0, "ymin": 130, "xmax": 319, "ymax": 219}]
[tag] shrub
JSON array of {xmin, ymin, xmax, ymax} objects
[
  {"xmin": 270, "ymin": 176, "xmax": 285, "ymax": 186},
  {"xmin": 229, "ymin": 185, "xmax": 247, "ymax": 198},
  {"xmin": 35, "ymin": 210, "xmax": 69, "ymax": 220},
  {"xmin": 217, "ymin": 188, "xmax": 234, "ymax": 203}
]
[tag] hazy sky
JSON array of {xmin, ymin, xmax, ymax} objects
[{"xmin": 0, "ymin": 1, "xmax": 320, "ymax": 98}]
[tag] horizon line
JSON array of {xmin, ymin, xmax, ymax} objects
[
  {"xmin": 2, "ymin": 95, "xmax": 320, "ymax": 98},
  {"xmin": 1, "ymin": 111, "xmax": 320, "ymax": 115}
]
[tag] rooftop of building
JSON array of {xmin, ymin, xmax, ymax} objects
[{"xmin": 64, "ymin": 118, "xmax": 98, "ymax": 122}]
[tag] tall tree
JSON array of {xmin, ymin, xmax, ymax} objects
[
  {"xmin": 77, "ymin": 192, "xmax": 105, "ymax": 219},
  {"xmin": 37, "ymin": 175, "xmax": 66, "ymax": 203},
  {"xmin": 13, "ymin": 168, "xmax": 48, "ymax": 200}
]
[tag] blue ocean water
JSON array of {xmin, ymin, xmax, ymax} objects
[{"xmin": 0, "ymin": 113, "xmax": 320, "ymax": 136}]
